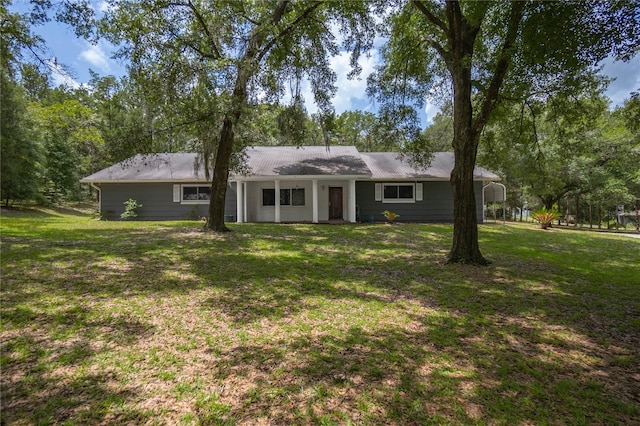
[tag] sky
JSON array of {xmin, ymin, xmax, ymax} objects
[{"xmin": 16, "ymin": 2, "xmax": 640, "ymax": 127}]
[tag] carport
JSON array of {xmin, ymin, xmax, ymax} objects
[{"xmin": 483, "ymin": 182, "xmax": 506, "ymax": 223}]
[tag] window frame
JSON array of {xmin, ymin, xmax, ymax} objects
[
  {"xmin": 381, "ymin": 183, "xmax": 416, "ymax": 204},
  {"xmin": 262, "ymin": 187, "xmax": 306, "ymax": 207},
  {"xmin": 181, "ymin": 184, "xmax": 211, "ymax": 204}
]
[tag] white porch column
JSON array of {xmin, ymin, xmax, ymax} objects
[
  {"xmin": 349, "ymin": 179, "xmax": 357, "ymax": 223},
  {"xmin": 274, "ymin": 179, "xmax": 281, "ymax": 223},
  {"xmin": 312, "ymin": 179, "xmax": 319, "ymax": 223},
  {"xmin": 243, "ymin": 182, "xmax": 247, "ymax": 223},
  {"xmin": 236, "ymin": 181, "xmax": 244, "ymax": 223}
]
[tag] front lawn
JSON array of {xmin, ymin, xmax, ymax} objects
[{"xmin": 1, "ymin": 207, "xmax": 639, "ymax": 424}]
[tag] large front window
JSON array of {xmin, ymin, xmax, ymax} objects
[{"xmin": 262, "ymin": 188, "xmax": 305, "ymax": 206}]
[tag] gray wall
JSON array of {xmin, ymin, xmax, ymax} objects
[
  {"xmin": 356, "ymin": 181, "xmax": 484, "ymax": 223},
  {"xmin": 99, "ymin": 182, "xmax": 237, "ymax": 221}
]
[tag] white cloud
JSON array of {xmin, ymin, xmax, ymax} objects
[
  {"xmin": 47, "ymin": 58, "xmax": 81, "ymax": 89},
  {"xmin": 302, "ymin": 49, "xmax": 380, "ymax": 115},
  {"xmin": 424, "ymin": 102, "xmax": 440, "ymax": 126},
  {"xmin": 602, "ymin": 55, "xmax": 640, "ymax": 107},
  {"xmin": 79, "ymin": 42, "xmax": 111, "ymax": 73},
  {"xmin": 97, "ymin": 1, "xmax": 111, "ymax": 13}
]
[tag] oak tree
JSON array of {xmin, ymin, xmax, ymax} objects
[
  {"xmin": 101, "ymin": 0, "xmax": 375, "ymax": 231},
  {"xmin": 369, "ymin": 0, "xmax": 639, "ymax": 264}
]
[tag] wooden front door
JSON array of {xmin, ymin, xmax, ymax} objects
[{"xmin": 329, "ymin": 187, "xmax": 343, "ymax": 220}]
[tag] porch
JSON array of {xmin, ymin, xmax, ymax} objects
[{"xmin": 232, "ymin": 178, "xmax": 358, "ymax": 224}]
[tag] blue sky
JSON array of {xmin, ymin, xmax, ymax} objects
[{"xmin": 17, "ymin": 2, "xmax": 640, "ymax": 127}]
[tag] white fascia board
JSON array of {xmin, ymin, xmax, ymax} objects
[
  {"xmin": 230, "ymin": 175, "xmax": 371, "ymax": 182},
  {"xmin": 79, "ymin": 179, "xmax": 210, "ymax": 184},
  {"xmin": 363, "ymin": 177, "xmax": 448, "ymax": 182}
]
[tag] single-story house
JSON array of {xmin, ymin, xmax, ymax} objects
[{"xmin": 80, "ymin": 146, "xmax": 501, "ymax": 223}]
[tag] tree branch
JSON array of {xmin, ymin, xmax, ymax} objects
[
  {"xmin": 412, "ymin": 0, "xmax": 449, "ymax": 35},
  {"xmin": 256, "ymin": 1, "xmax": 322, "ymax": 62},
  {"xmin": 473, "ymin": 1, "xmax": 525, "ymax": 137},
  {"xmin": 186, "ymin": 0, "xmax": 222, "ymax": 59}
]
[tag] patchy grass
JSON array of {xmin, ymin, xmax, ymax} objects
[{"xmin": 1, "ymin": 207, "xmax": 639, "ymax": 424}]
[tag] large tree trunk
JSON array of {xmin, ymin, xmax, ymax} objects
[
  {"xmin": 202, "ymin": 1, "xmax": 296, "ymax": 232},
  {"xmin": 204, "ymin": 66, "xmax": 251, "ymax": 232},
  {"xmin": 204, "ymin": 117, "xmax": 235, "ymax": 232},
  {"xmin": 445, "ymin": 2, "xmax": 488, "ymax": 265},
  {"xmin": 448, "ymin": 66, "xmax": 488, "ymax": 265}
]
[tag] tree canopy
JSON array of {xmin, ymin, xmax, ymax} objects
[
  {"xmin": 369, "ymin": 0, "xmax": 640, "ymax": 264},
  {"xmin": 97, "ymin": 0, "xmax": 376, "ymax": 230}
]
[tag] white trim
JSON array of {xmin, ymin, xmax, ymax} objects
[
  {"xmin": 274, "ymin": 180, "xmax": 280, "ymax": 223},
  {"xmin": 82, "ymin": 176, "xmax": 493, "ymax": 185},
  {"xmin": 80, "ymin": 179, "xmax": 210, "ymax": 184},
  {"xmin": 312, "ymin": 179, "xmax": 319, "ymax": 223},
  {"xmin": 236, "ymin": 181, "xmax": 244, "ymax": 223},
  {"xmin": 231, "ymin": 174, "xmax": 369, "ymax": 182},
  {"xmin": 416, "ymin": 183, "xmax": 423, "ymax": 201},
  {"xmin": 349, "ymin": 179, "xmax": 357, "ymax": 223},
  {"xmin": 173, "ymin": 184, "xmax": 181, "ymax": 202},
  {"xmin": 180, "ymin": 184, "xmax": 211, "ymax": 204},
  {"xmin": 261, "ymin": 187, "xmax": 306, "ymax": 207}
]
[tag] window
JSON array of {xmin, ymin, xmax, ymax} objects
[
  {"xmin": 375, "ymin": 183, "xmax": 422, "ymax": 203},
  {"xmin": 382, "ymin": 184, "xmax": 415, "ymax": 203},
  {"xmin": 182, "ymin": 185, "xmax": 210, "ymax": 203},
  {"xmin": 375, "ymin": 183, "xmax": 423, "ymax": 203},
  {"xmin": 263, "ymin": 189, "xmax": 276, "ymax": 206},
  {"xmin": 262, "ymin": 188, "xmax": 305, "ymax": 206},
  {"xmin": 291, "ymin": 188, "xmax": 305, "ymax": 206}
]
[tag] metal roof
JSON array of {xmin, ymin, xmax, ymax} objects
[
  {"xmin": 242, "ymin": 146, "xmax": 370, "ymax": 177},
  {"xmin": 359, "ymin": 152, "xmax": 500, "ymax": 180},
  {"xmin": 80, "ymin": 153, "xmax": 209, "ymax": 183},
  {"xmin": 81, "ymin": 147, "xmax": 500, "ymax": 183}
]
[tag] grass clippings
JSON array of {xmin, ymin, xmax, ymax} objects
[{"xmin": 1, "ymin": 206, "xmax": 639, "ymax": 424}]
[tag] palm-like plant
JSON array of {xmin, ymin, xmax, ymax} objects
[{"xmin": 532, "ymin": 207, "xmax": 561, "ymax": 229}]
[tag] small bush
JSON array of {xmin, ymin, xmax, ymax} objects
[
  {"xmin": 121, "ymin": 199, "xmax": 142, "ymax": 220},
  {"xmin": 532, "ymin": 207, "xmax": 561, "ymax": 229},
  {"xmin": 382, "ymin": 210, "xmax": 400, "ymax": 224}
]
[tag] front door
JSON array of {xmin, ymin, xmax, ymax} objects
[{"xmin": 329, "ymin": 187, "xmax": 343, "ymax": 220}]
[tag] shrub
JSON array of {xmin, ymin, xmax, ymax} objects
[
  {"xmin": 121, "ymin": 199, "xmax": 142, "ymax": 220},
  {"xmin": 382, "ymin": 210, "xmax": 400, "ymax": 224},
  {"xmin": 532, "ymin": 207, "xmax": 561, "ymax": 229}
]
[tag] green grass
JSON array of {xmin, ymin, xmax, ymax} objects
[{"xmin": 2, "ymin": 205, "xmax": 639, "ymax": 424}]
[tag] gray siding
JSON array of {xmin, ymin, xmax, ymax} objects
[
  {"xmin": 99, "ymin": 182, "xmax": 237, "ymax": 221},
  {"xmin": 356, "ymin": 181, "xmax": 484, "ymax": 223}
]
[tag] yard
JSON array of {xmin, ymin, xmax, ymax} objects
[{"xmin": 1, "ymin": 205, "xmax": 639, "ymax": 424}]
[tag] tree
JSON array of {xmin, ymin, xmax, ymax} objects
[
  {"xmin": 0, "ymin": 71, "xmax": 44, "ymax": 205},
  {"xmin": 479, "ymin": 86, "xmax": 640, "ymax": 229},
  {"xmin": 101, "ymin": 0, "xmax": 375, "ymax": 231},
  {"xmin": 31, "ymin": 98, "xmax": 104, "ymax": 201},
  {"xmin": 370, "ymin": 0, "xmax": 640, "ymax": 264}
]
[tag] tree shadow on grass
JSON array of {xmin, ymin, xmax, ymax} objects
[
  {"xmin": 203, "ymin": 316, "xmax": 639, "ymax": 424},
  {"xmin": 1, "ymin": 305, "xmax": 154, "ymax": 424},
  {"xmin": 2, "ymin": 222, "xmax": 639, "ymax": 423}
]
